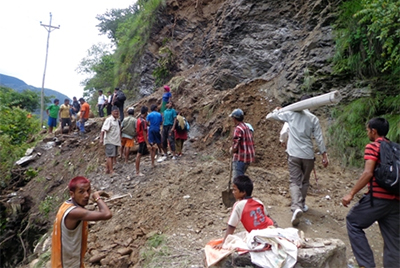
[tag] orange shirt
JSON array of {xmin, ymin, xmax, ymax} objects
[
  {"xmin": 80, "ymin": 102, "xmax": 90, "ymax": 119},
  {"xmin": 51, "ymin": 201, "xmax": 88, "ymax": 268}
]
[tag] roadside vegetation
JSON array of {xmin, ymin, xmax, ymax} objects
[
  {"xmin": 329, "ymin": 0, "xmax": 400, "ymax": 166},
  {"xmin": 0, "ymin": 86, "xmax": 42, "ymax": 187},
  {"xmin": 77, "ymin": 0, "xmax": 167, "ymax": 112}
]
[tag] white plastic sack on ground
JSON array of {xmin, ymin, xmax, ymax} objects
[
  {"xmin": 204, "ymin": 228, "xmax": 301, "ymax": 268},
  {"xmin": 247, "ymin": 227, "xmax": 300, "ymax": 268}
]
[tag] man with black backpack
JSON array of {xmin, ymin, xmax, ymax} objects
[
  {"xmin": 111, "ymin": 87, "xmax": 126, "ymax": 122},
  {"xmin": 342, "ymin": 117, "xmax": 399, "ymax": 268}
]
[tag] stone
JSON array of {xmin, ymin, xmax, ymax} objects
[
  {"xmin": 29, "ymin": 259, "xmax": 39, "ymax": 268},
  {"xmin": 89, "ymin": 253, "xmax": 107, "ymax": 263},
  {"xmin": 214, "ymin": 238, "xmax": 346, "ymax": 268},
  {"xmin": 117, "ymin": 247, "xmax": 133, "ymax": 256}
]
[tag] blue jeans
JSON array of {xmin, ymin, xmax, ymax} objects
[
  {"xmin": 232, "ymin": 161, "xmax": 249, "ymax": 181},
  {"xmin": 77, "ymin": 119, "xmax": 87, "ymax": 133}
]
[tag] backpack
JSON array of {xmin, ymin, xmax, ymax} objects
[
  {"xmin": 118, "ymin": 91, "xmax": 126, "ymax": 102},
  {"xmin": 176, "ymin": 116, "xmax": 188, "ymax": 132},
  {"xmin": 373, "ymin": 140, "xmax": 400, "ymax": 194}
]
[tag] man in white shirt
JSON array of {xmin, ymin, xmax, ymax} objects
[
  {"xmin": 100, "ymin": 107, "xmax": 121, "ymax": 175},
  {"xmin": 267, "ymin": 95, "xmax": 328, "ymax": 226},
  {"xmin": 97, "ymin": 90, "xmax": 107, "ymax": 118}
]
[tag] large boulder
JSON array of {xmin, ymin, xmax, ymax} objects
[{"xmin": 213, "ymin": 238, "xmax": 346, "ymax": 268}]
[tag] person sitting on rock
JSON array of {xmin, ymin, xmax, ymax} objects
[
  {"xmin": 51, "ymin": 176, "xmax": 112, "ymax": 267},
  {"xmin": 214, "ymin": 175, "xmax": 277, "ymax": 249}
]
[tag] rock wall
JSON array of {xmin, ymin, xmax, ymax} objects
[{"xmin": 128, "ymin": 0, "xmax": 343, "ymax": 103}]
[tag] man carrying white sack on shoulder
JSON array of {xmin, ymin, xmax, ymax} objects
[{"xmin": 266, "ymin": 95, "xmax": 328, "ymax": 227}]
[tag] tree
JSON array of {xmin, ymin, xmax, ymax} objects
[
  {"xmin": 96, "ymin": 5, "xmax": 139, "ymax": 43},
  {"xmin": 0, "ymin": 86, "xmax": 48, "ymax": 112},
  {"xmin": 76, "ymin": 43, "xmax": 116, "ymax": 96}
]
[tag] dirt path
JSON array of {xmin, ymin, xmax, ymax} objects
[
  {"xmin": 12, "ymin": 83, "xmax": 385, "ymax": 267},
  {"xmin": 75, "ymin": 138, "xmax": 383, "ymax": 267}
]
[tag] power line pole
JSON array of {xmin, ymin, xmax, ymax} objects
[{"xmin": 40, "ymin": 13, "xmax": 60, "ymax": 127}]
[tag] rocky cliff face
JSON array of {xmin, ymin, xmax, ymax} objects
[{"xmin": 130, "ymin": 0, "xmax": 343, "ymax": 103}]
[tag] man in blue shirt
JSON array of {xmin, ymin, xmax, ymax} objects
[
  {"xmin": 162, "ymin": 101, "xmax": 177, "ymax": 160},
  {"xmin": 147, "ymin": 104, "xmax": 166, "ymax": 165}
]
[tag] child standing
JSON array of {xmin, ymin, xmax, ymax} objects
[
  {"xmin": 46, "ymin": 99, "xmax": 60, "ymax": 134},
  {"xmin": 160, "ymin": 85, "xmax": 172, "ymax": 114},
  {"xmin": 214, "ymin": 175, "xmax": 277, "ymax": 249}
]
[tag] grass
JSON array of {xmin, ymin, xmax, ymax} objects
[
  {"xmin": 39, "ymin": 195, "xmax": 59, "ymax": 219},
  {"xmin": 328, "ymin": 94, "xmax": 400, "ymax": 167},
  {"xmin": 140, "ymin": 233, "xmax": 170, "ymax": 268}
]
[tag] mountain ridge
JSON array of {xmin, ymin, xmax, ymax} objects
[{"xmin": 0, "ymin": 73, "xmax": 70, "ymax": 102}]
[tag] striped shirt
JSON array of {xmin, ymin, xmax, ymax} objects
[
  {"xmin": 232, "ymin": 122, "xmax": 255, "ymax": 163},
  {"xmin": 365, "ymin": 137, "xmax": 400, "ymax": 200}
]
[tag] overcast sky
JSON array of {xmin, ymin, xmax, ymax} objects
[{"xmin": 0, "ymin": 0, "xmax": 135, "ymax": 99}]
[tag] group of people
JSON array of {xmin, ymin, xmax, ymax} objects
[
  {"xmin": 45, "ymin": 97, "xmax": 90, "ymax": 136},
  {"xmin": 50, "ymin": 91, "xmax": 398, "ymax": 268},
  {"xmin": 226, "ymin": 96, "xmax": 398, "ymax": 268},
  {"xmin": 100, "ymin": 85, "xmax": 189, "ymax": 177}
]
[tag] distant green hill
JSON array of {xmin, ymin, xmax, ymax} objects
[{"xmin": 0, "ymin": 73, "xmax": 69, "ymax": 102}]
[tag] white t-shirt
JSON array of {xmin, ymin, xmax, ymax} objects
[
  {"xmin": 101, "ymin": 116, "xmax": 121, "ymax": 146},
  {"xmin": 98, "ymin": 94, "xmax": 107, "ymax": 105}
]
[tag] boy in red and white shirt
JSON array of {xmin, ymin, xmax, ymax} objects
[{"xmin": 214, "ymin": 175, "xmax": 277, "ymax": 249}]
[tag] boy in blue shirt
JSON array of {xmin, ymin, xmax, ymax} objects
[{"xmin": 147, "ymin": 104, "xmax": 166, "ymax": 165}]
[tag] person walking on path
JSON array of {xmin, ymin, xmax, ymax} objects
[
  {"xmin": 100, "ymin": 107, "xmax": 121, "ymax": 175},
  {"xmin": 59, "ymin": 98, "xmax": 72, "ymax": 134},
  {"xmin": 111, "ymin": 87, "xmax": 126, "ymax": 122},
  {"xmin": 266, "ymin": 95, "xmax": 328, "ymax": 227},
  {"xmin": 146, "ymin": 104, "xmax": 165, "ymax": 166},
  {"xmin": 136, "ymin": 106, "xmax": 151, "ymax": 176},
  {"xmin": 342, "ymin": 118, "xmax": 399, "ymax": 268},
  {"xmin": 51, "ymin": 176, "xmax": 112, "ymax": 268},
  {"xmin": 120, "ymin": 108, "xmax": 137, "ymax": 163},
  {"xmin": 46, "ymin": 99, "xmax": 60, "ymax": 134},
  {"xmin": 175, "ymin": 112, "xmax": 188, "ymax": 157},
  {"xmin": 97, "ymin": 90, "xmax": 107, "ymax": 117},
  {"xmin": 162, "ymin": 101, "xmax": 178, "ymax": 159},
  {"xmin": 229, "ymin": 108, "xmax": 255, "ymax": 180},
  {"xmin": 78, "ymin": 98, "xmax": 90, "ymax": 136},
  {"xmin": 160, "ymin": 85, "xmax": 172, "ymax": 114}
]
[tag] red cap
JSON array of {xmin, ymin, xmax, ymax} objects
[{"xmin": 163, "ymin": 85, "xmax": 170, "ymax": 92}]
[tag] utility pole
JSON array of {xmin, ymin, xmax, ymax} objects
[{"xmin": 40, "ymin": 13, "xmax": 60, "ymax": 127}]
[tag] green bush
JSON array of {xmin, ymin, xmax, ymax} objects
[
  {"xmin": 0, "ymin": 101, "xmax": 40, "ymax": 186},
  {"xmin": 329, "ymin": 94, "xmax": 400, "ymax": 166},
  {"xmin": 333, "ymin": 0, "xmax": 400, "ymax": 81}
]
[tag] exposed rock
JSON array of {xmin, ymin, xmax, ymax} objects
[{"xmin": 295, "ymin": 238, "xmax": 346, "ymax": 268}]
